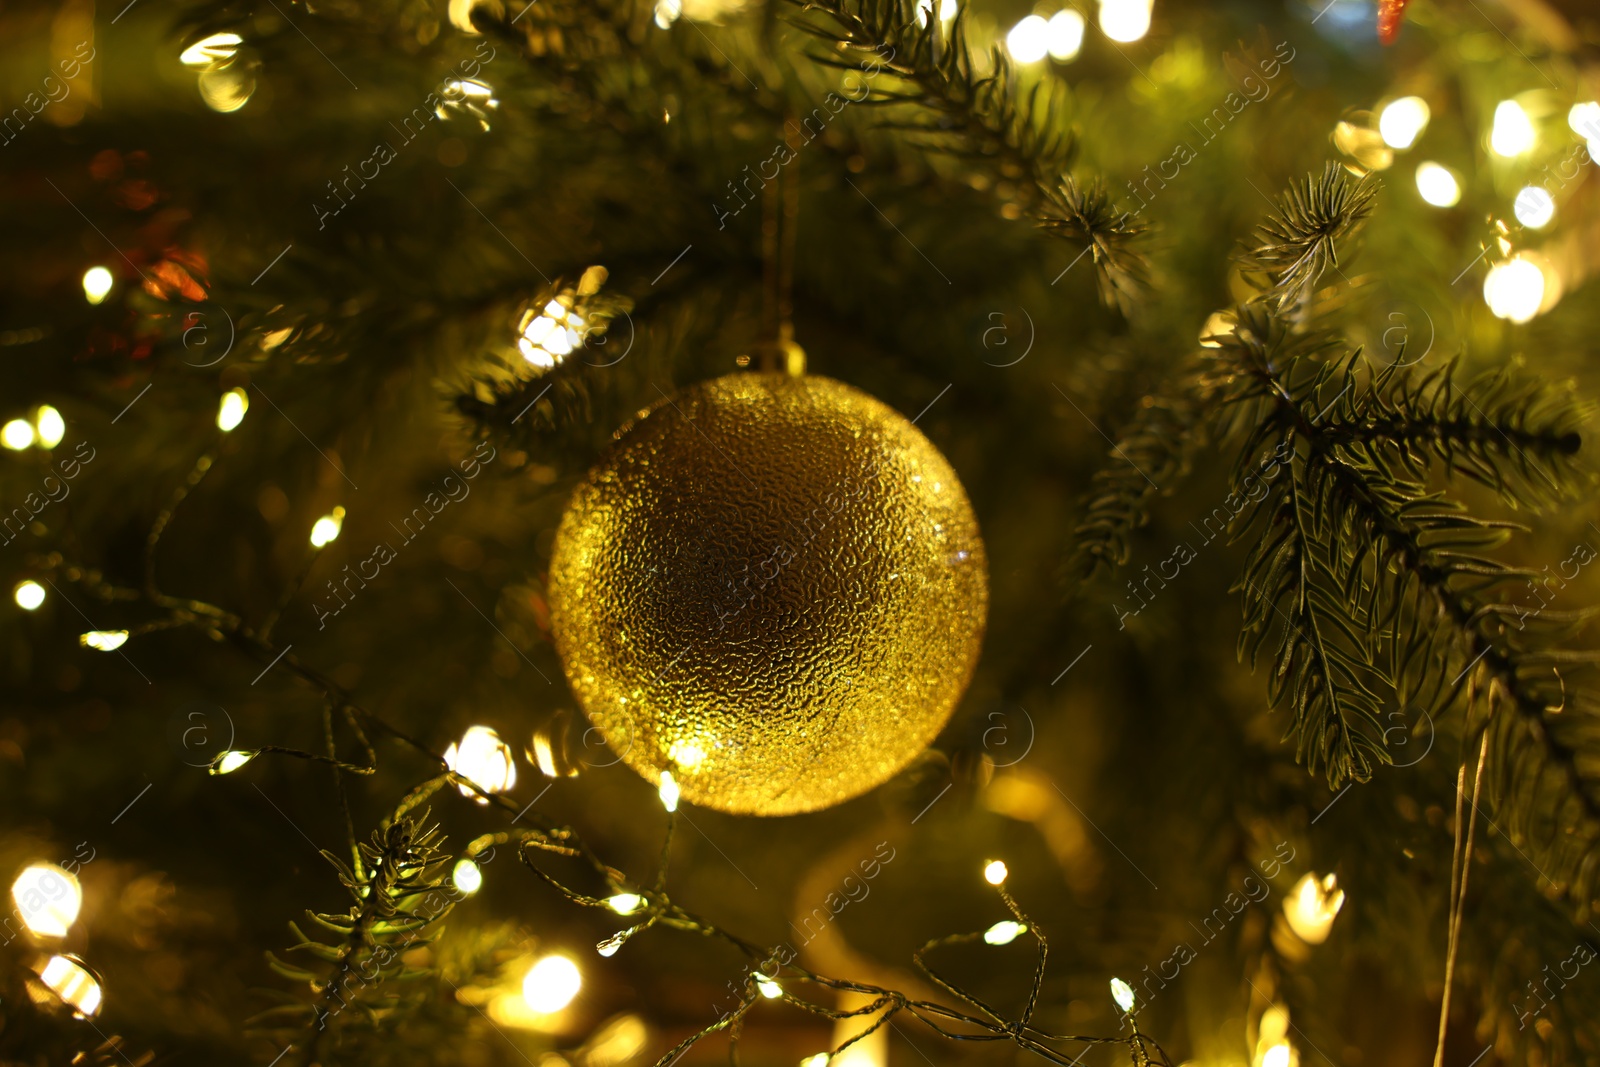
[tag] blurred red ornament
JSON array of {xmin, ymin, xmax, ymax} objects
[
  {"xmin": 1378, "ymin": 0, "xmax": 1411, "ymax": 44},
  {"xmin": 142, "ymin": 246, "xmax": 209, "ymax": 303},
  {"xmin": 88, "ymin": 149, "xmax": 123, "ymax": 182},
  {"xmin": 114, "ymin": 179, "xmax": 160, "ymax": 211}
]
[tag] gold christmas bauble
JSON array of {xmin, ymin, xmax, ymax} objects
[{"xmin": 548, "ymin": 372, "xmax": 988, "ymax": 816}]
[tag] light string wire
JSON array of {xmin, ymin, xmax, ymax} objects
[{"xmin": 520, "ymin": 816, "xmax": 1170, "ymax": 1067}]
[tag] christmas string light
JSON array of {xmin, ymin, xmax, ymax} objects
[
  {"xmin": 211, "ymin": 750, "xmax": 257, "ymax": 775},
  {"xmin": 516, "ymin": 832, "xmax": 1176, "ymax": 1067},
  {"xmin": 32, "ymin": 954, "xmax": 103, "ymax": 1018},
  {"xmin": 81, "ymin": 267, "xmax": 113, "ymax": 305},
  {"xmin": 453, "ymin": 858, "xmax": 484, "ymax": 894},
  {"xmin": 1490, "ymin": 100, "xmax": 1535, "ymax": 157},
  {"xmin": 179, "ymin": 32, "xmax": 242, "ymax": 69},
  {"xmin": 309, "ymin": 507, "xmax": 345, "ymax": 548},
  {"xmin": 1415, "ymin": 162, "xmax": 1461, "ymax": 208},
  {"xmin": 1098, "ymin": 0, "xmax": 1152, "ymax": 43},
  {"xmin": 1377, "ymin": 96, "xmax": 1429, "ymax": 149},
  {"xmin": 10, "ymin": 863, "xmax": 82, "ymax": 939},
  {"xmin": 1512, "ymin": 185, "xmax": 1555, "ymax": 229},
  {"xmin": 41, "ymin": 530, "xmax": 1174, "ymax": 1067},
  {"xmin": 608, "ymin": 892, "xmax": 645, "ymax": 914},
  {"xmin": 208, "ymin": 745, "xmax": 373, "ymax": 776},
  {"xmin": 217, "ymin": 388, "xmax": 249, "ymax": 431},
  {"xmin": 27, "ymin": 525, "xmax": 1169, "ymax": 1056},
  {"xmin": 1006, "ymin": 16, "xmax": 1051, "ymax": 64},
  {"xmin": 179, "ymin": 31, "xmax": 255, "ymax": 113},
  {"xmin": 1484, "ymin": 256, "xmax": 1546, "ymax": 323},
  {"xmin": 1110, "ymin": 978, "xmax": 1135, "ymax": 1012},
  {"xmin": 522, "ymin": 954, "xmax": 582, "ymax": 1013},
  {"xmin": 435, "ymin": 77, "xmax": 499, "ymax": 130},
  {"xmin": 80, "ymin": 629, "xmax": 129, "ymax": 651},
  {"xmin": 65, "ymin": 572, "xmax": 1177, "ymax": 1067},
  {"xmin": 1046, "ymin": 11, "xmax": 1086, "ymax": 60},
  {"xmin": 1570, "ymin": 101, "xmax": 1600, "ymax": 137},
  {"xmin": 510, "ymin": 269, "xmax": 619, "ymax": 373},
  {"xmin": 14, "ymin": 580, "xmax": 45, "ymax": 610},
  {"xmin": 34, "ymin": 406, "xmax": 65, "ymax": 449},
  {"xmin": 2, "ymin": 418, "xmax": 35, "ymax": 450},
  {"xmin": 444, "ymin": 725, "xmax": 518, "ymax": 801},
  {"xmin": 1283, "ymin": 872, "xmax": 1345, "ymax": 944}
]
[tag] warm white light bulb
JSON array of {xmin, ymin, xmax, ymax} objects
[
  {"xmin": 757, "ymin": 976, "xmax": 783, "ymax": 999},
  {"xmin": 1006, "ymin": 15, "xmax": 1051, "ymax": 63},
  {"xmin": 180, "ymin": 32, "xmax": 243, "ymax": 69},
  {"xmin": 452, "ymin": 858, "xmax": 484, "ymax": 895},
  {"xmin": 983, "ymin": 859, "xmax": 1008, "ymax": 885},
  {"xmin": 210, "ymin": 749, "xmax": 257, "ymax": 775},
  {"xmin": 80, "ymin": 630, "xmax": 129, "ymax": 651},
  {"xmin": 35, "ymin": 954, "xmax": 101, "ymax": 1018},
  {"xmin": 443, "ymin": 725, "xmax": 518, "ymax": 801},
  {"xmin": 1513, "ymin": 185, "xmax": 1554, "ymax": 229},
  {"xmin": 1098, "ymin": 0, "xmax": 1152, "ymax": 43},
  {"xmin": 524, "ymin": 316, "xmax": 557, "ymax": 345},
  {"xmin": 10, "ymin": 864, "xmax": 82, "ymax": 938},
  {"xmin": 2, "ymin": 419, "xmax": 36, "ymax": 450},
  {"xmin": 984, "ymin": 920, "xmax": 1027, "ymax": 945},
  {"xmin": 544, "ymin": 329, "xmax": 575, "ymax": 358},
  {"xmin": 1283, "ymin": 872, "xmax": 1345, "ymax": 945},
  {"xmin": 309, "ymin": 507, "xmax": 345, "ymax": 548},
  {"xmin": 1262, "ymin": 1044, "xmax": 1292, "ymax": 1067},
  {"xmin": 653, "ymin": 0, "xmax": 681, "ymax": 27},
  {"xmin": 522, "ymin": 955, "xmax": 581, "ymax": 1013},
  {"xmin": 34, "ymin": 406, "xmax": 65, "ymax": 449},
  {"xmin": 659, "ymin": 770, "xmax": 680, "ymax": 812},
  {"xmin": 81, "ymin": 267, "xmax": 113, "ymax": 305},
  {"xmin": 608, "ymin": 892, "xmax": 645, "ymax": 915},
  {"xmin": 1483, "ymin": 257, "xmax": 1546, "ymax": 323},
  {"xmin": 1414, "ymin": 162, "xmax": 1461, "ymax": 208},
  {"xmin": 217, "ymin": 388, "xmax": 249, "ymax": 432},
  {"xmin": 1490, "ymin": 100, "xmax": 1536, "ymax": 157},
  {"xmin": 915, "ymin": 0, "xmax": 958, "ymax": 26},
  {"xmin": 1568, "ymin": 101, "xmax": 1600, "ymax": 140},
  {"xmin": 1046, "ymin": 10, "xmax": 1086, "ymax": 60},
  {"xmin": 14, "ymin": 581, "xmax": 45, "ymax": 611},
  {"xmin": 1110, "ymin": 976, "xmax": 1136, "ymax": 1012},
  {"xmin": 1378, "ymin": 96, "xmax": 1430, "ymax": 149}
]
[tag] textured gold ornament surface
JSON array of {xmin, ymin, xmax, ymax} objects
[{"xmin": 548, "ymin": 372, "xmax": 988, "ymax": 816}]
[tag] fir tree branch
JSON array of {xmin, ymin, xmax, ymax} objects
[
  {"xmin": 1208, "ymin": 302, "xmax": 1600, "ymax": 901},
  {"xmin": 784, "ymin": 0, "xmax": 1146, "ymax": 308},
  {"xmin": 1237, "ymin": 163, "xmax": 1378, "ymax": 309},
  {"xmin": 1314, "ymin": 356, "xmax": 1585, "ymax": 505},
  {"xmin": 1067, "ymin": 384, "xmax": 1201, "ymax": 584},
  {"xmin": 1233, "ymin": 463, "xmax": 1389, "ymax": 785},
  {"xmin": 259, "ymin": 799, "xmax": 459, "ymax": 1063}
]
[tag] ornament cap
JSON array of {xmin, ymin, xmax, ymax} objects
[{"xmin": 743, "ymin": 326, "xmax": 807, "ymax": 377}]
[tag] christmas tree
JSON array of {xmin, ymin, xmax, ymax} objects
[{"xmin": 4, "ymin": 0, "xmax": 1600, "ymax": 1063}]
